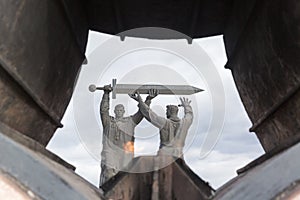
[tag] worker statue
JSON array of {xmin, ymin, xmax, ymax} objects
[
  {"xmin": 99, "ymin": 85, "xmax": 157, "ymax": 186},
  {"xmin": 89, "ymin": 79, "xmax": 200, "ymax": 186},
  {"xmin": 129, "ymin": 91, "xmax": 193, "ymax": 158}
]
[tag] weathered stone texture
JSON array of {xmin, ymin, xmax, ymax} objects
[
  {"xmin": 224, "ymin": 0, "xmax": 300, "ymax": 152},
  {"xmin": 102, "ymin": 156, "xmax": 214, "ymax": 200},
  {"xmin": 0, "ymin": 0, "xmax": 87, "ymax": 145}
]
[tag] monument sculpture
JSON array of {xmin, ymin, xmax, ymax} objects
[
  {"xmin": 98, "ymin": 85, "xmax": 157, "ymax": 185},
  {"xmin": 90, "ymin": 79, "xmax": 202, "ymax": 185},
  {"xmin": 130, "ymin": 92, "xmax": 193, "ymax": 157}
]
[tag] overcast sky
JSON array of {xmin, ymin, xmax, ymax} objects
[{"xmin": 47, "ymin": 31, "xmax": 264, "ymax": 189}]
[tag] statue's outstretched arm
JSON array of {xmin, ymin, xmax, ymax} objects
[
  {"xmin": 130, "ymin": 89, "xmax": 159, "ymax": 125},
  {"xmin": 136, "ymin": 92, "xmax": 166, "ymax": 129},
  {"xmin": 180, "ymin": 97, "xmax": 193, "ymax": 124},
  {"xmin": 100, "ymin": 86, "xmax": 111, "ymax": 127}
]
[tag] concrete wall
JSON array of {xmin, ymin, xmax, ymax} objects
[
  {"xmin": 224, "ymin": 0, "xmax": 300, "ymax": 152},
  {"xmin": 102, "ymin": 157, "xmax": 214, "ymax": 200},
  {"xmin": 0, "ymin": 0, "xmax": 88, "ymax": 145}
]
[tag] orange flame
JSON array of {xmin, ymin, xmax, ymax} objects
[{"xmin": 123, "ymin": 141, "xmax": 134, "ymax": 153}]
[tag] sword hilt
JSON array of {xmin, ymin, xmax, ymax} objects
[
  {"xmin": 112, "ymin": 78, "xmax": 117, "ymax": 99},
  {"xmin": 88, "ymin": 84, "xmax": 113, "ymax": 92},
  {"xmin": 88, "ymin": 79, "xmax": 118, "ymax": 99}
]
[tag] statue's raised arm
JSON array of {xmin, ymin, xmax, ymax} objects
[
  {"xmin": 100, "ymin": 85, "xmax": 112, "ymax": 128},
  {"xmin": 129, "ymin": 89, "xmax": 159, "ymax": 125},
  {"xmin": 135, "ymin": 90, "xmax": 167, "ymax": 130}
]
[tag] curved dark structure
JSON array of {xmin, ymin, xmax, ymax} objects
[
  {"xmin": 0, "ymin": 0, "xmax": 300, "ymax": 199},
  {"xmin": 1, "ymin": 0, "xmax": 299, "ymax": 151}
]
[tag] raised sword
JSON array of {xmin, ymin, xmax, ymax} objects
[{"xmin": 89, "ymin": 79, "xmax": 203, "ymax": 99}]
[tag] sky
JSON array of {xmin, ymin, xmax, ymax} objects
[{"xmin": 46, "ymin": 30, "xmax": 264, "ymax": 189}]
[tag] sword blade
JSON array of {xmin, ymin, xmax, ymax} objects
[{"xmin": 115, "ymin": 84, "xmax": 203, "ymax": 95}]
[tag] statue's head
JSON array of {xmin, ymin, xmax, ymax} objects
[
  {"xmin": 166, "ymin": 105, "xmax": 179, "ymax": 119},
  {"xmin": 114, "ymin": 104, "xmax": 125, "ymax": 119}
]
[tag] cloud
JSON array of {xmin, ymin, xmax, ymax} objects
[
  {"xmin": 75, "ymin": 161, "xmax": 100, "ymax": 186},
  {"xmin": 185, "ymin": 149, "xmax": 260, "ymax": 188}
]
